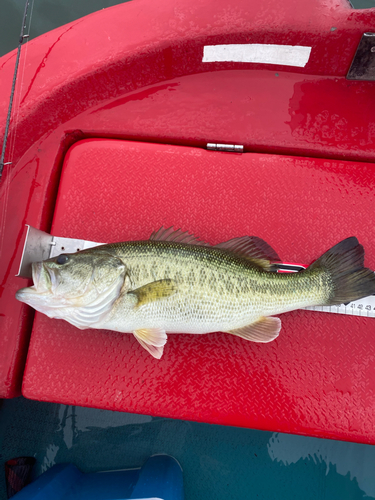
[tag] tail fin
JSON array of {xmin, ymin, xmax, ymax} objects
[{"xmin": 308, "ymin": 237, "xmax": 375, "ymax": 305}]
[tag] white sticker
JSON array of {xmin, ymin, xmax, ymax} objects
[{"xmin": 202, "ymin": 44, "xmax": 311, "ymax": 67}]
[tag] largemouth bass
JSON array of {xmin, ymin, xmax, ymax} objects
[{"xmin": 16, "ymin": 227, "xmax": 375, "ymax": 358}]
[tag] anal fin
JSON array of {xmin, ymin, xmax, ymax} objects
[{"xmin": 227, "ymin": 317, "xmax": 281, "ymax": 343}]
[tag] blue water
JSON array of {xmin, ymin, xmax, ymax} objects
[{"xmin": 0, "ymin": 397, "xmax": 374, "ymax": 499}]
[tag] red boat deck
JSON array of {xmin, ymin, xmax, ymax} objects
[
  {"xmin": 23, "ymin": 139, "xmax": 375, "ymax": 443},
  {"xmin": 1, "ymin": 0, "xmax": 375, "ymax": 443}
]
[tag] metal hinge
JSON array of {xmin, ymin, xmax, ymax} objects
[{"xmin": 207, "ymin": 143, "xmax": 244, "ymax": 152}]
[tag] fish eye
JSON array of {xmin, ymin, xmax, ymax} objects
[{"xmin": 56, "ymin": 254, "xmax": 69, "ymax": 265}]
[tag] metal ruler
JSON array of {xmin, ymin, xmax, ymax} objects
[{"xmin": 17, "ymin": 225, "xmax": 375, "ymax": 319}]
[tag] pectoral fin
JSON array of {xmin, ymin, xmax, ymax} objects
[
  {"xmin": 129, "ymin": 279, "xmax": 177, "ymax": 308},
  {"xmin": 227, "ymin": 317, "xmax": 281, "ymax": 343},
  {"xmin": 133, "ymin": 328, "xmax": 167, "ymax": 359}
]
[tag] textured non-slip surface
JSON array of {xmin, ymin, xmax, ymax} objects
[
  {"xmin": 1, "ymin": 397, "xmax": 375, "ymax": 500},
  {"xmin": 2, "ymin": 0, "xmax": 375, "ymax": 399},
  {"xmin": 22, "ymin": 139, "xmax": 375, "ymax": 442}
]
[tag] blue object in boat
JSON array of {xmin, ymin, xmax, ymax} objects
[{"xmin": 11, "ymin": 454, "xmax": 184, "ymax": 499}]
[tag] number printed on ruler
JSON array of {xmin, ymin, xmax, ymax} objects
[{"xmin": 304, "ymin": 295, "xmax": 375, "ymax": 318}]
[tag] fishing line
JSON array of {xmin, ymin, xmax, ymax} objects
[
  {"xmin": 8, "ymin": 0, "xmax": 35, "ymax": 169},
  {"xmin": 0, "ymin": 0, "xmax": 34, "ymax": 260},
  {"xmin": 0, "ymin": 0, "xmax": 33, "ymax": 181}
]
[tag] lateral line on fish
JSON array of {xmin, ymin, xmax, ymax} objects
[{"xmin": 17, "ymin": 227, "xmax": 375, "ymax": 320}]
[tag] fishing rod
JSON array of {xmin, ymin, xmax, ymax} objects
[{"xmin": 0, "ymin": 0, "xmax": 33, "ymax": 181}]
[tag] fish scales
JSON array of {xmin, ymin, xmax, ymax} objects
[
  {"xmin": 16, "ymin": 229, "xmax": 375, "ymax": 358},
  {"xmin": 102, "ymin": 241, "xmax": 330, "ymax": 334}
]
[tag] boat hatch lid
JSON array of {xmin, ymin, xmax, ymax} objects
[{"xmin": 22, "ymin": 138, "xmax": 375, "ymax": 444}]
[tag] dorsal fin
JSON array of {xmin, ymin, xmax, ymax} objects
[
  {"xmin": 215, "ymin": 236, "xmax": 281, "ymax": 270},
  {"xmin": 150, "ymin": 226, "xmax": 210, "ymax": 246}
]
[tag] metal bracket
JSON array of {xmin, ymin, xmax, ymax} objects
[
  {"xmin": 347, "ymin": 32, "xmax": 375, "ymax": 81},
  {"xmin": 17, "ymin": 225, "xmax": 103, "ymax": 279},
  {"xmin": 207, "ymin": 143, "xmax": 244, "ymax": 152}
]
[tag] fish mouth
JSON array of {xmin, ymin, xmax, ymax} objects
[
  {"xmin": 15, "ymin": 286, "xmax": 38, "ymax": 302},
  {"xmin": 15, "ymin": 262, "xmax": 54, "ymax": 304},
  {"xmin": 15, "ymin": 262, "xmax": 60, "ymax": 313},
  {"xmin": 32, "ymin": 261, "xmax": 61, "ymax": 293},
  {"xmin": 31, "ymin": 261, "xmax": 43, "ymax": 290}
]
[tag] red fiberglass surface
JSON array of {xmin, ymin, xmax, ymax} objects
[
  {"xmin": 22, "ymin": 139, "xmax": 375, "ymax": 443},
  {"xmin": 0, "ymin": 0, "xmax": 375, "ymax": 440}
]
